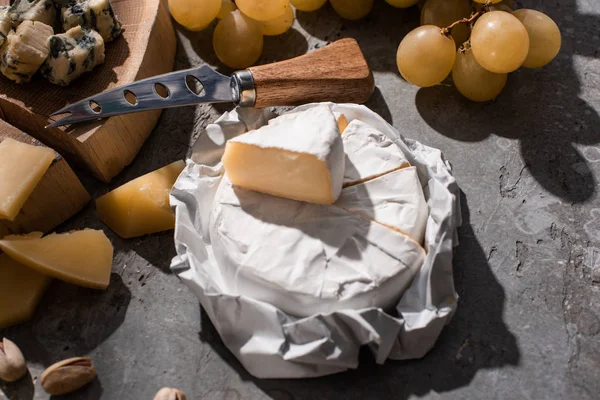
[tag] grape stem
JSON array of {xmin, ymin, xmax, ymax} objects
[{"xmin": 441, "ymin": 0, "xmax": 493, "ymax": 37}]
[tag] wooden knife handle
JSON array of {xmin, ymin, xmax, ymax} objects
[{"xmin": 247, "ymin": 39, "xmax": 374, "ymax": 108}]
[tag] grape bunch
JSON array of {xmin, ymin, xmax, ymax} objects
[
  {"xmin": 398, "ymin": 0, "xmax": 562, "ymax": 101},
  {"xmin": 167, "ymin": 0, "xmax": 424, "ymax": 69}
]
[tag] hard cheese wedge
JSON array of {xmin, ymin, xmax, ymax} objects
[
  {"xmin": 96, "ymin": 160, "xmax": 186, "ymax": 239},
  {"xmin": 222, "ymin": 105, "xmax": 345, "ymax": 204},
  {"xmin": 0, "ymin": 138, "xmax": 55, "ymax": 221},
  {"xmin": 0, "ymin": 229, "xmax": 114, "ymax": 289},
  {"xmin": 210, "ymin": 176, "xmax": 426, "ymax": 317},
  {"xmin": 0, "ymin": 253, "xmax": 51, "ymax": 329},
  {"xmin": 342, "ymin": 119, "xmax": 410, "ymax": 187},
  {"xmin": 335, "ymin": 166, "xmax": 429, "ymax": 244}
]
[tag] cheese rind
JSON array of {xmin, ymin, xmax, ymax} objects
[
  {"xmin": 336, "ymin": 166, "xmax": 429, "ymax": 244},
  {"xmin": 0, "ymin": 138, "xmax": 56, "ymax": 221},
  {"xmin": 0, "ymin": 253, "xmax": 51, "ymax": 329},
  {"xmin": 342, "ymin": 119, "xmax": 410, "ymax": 186},
  {"xmin": 222, "ymin": 105, "xmax": 345, "ymax": 204},
  {"xmin": 41, "ymin": 25, "xmax": 105, "ymax": 86},
  {"xmin": 0, "ymin": 20, "xmax": 54, "ymax": 83},
  {"xmin": 0, "ymin": 229, "xmax": 114, "ymax": 289},
  {"xmin": 61, "ymin": 0, "xmax": 123, "ymax": 42},
  {"xmin": 210, "ymin": 176, "xmax": 426, "ymax": 317},
  {"xmin": 9, "ymin": 0, "xmax": 56, "ymax": 28},
  {"xmin": 96, "ymin": 160, "xmax": 186, "ymax": 239}
]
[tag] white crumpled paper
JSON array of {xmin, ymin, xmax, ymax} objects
[{"xmin": 170, "ymin": 103, "xmax": 462, "ymax": 379}]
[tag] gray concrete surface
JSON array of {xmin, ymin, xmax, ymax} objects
[{"xmin": 2, "ymin": 0, "xmax": 599, "ymax": 398}]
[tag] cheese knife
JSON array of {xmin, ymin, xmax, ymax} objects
[{"xmin": 47, "ymin": 38, "xmax": 374, "ymax": 128}]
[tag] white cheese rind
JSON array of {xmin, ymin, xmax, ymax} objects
[
  {"xmin": 210, "ymin": 176, "xmax": 426, "ymax": 317},
  {"xmin": 226, "ymin": 105, "xmax": 345, "ymax": 204},
  {"xmin": 9, "ymin": 0, "xmax": 56, "ymax": 28},
  {"xmin": 342, "ymin": 119, "xmax": 410, "ymax": 186},
  {"xmin": 336, "ymin": 166, "xmax": 429, "ymax": 244},
  {"xmin": 41, "ymin": 26, "xmax": 105, "ymax": 86},
  {"xmin": 61, "ymin": 0, "xmax": 123, "ymax": 42},
  {"xmin": 0, "ymin": 21, "xmax": 53, "ymax": 83}
]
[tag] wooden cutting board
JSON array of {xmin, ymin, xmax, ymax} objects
[{"xmin": 0, "ymin": 0, "xmax": 176, "ymax": 182}]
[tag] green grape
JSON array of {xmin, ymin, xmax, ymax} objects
[
  {"xmin": 385, "ymin": 0, "xmax": 419, "ymax": 8},
  {"xmin": 291, "ymin": 0, "xmax": 327, "ymax": 12},
  {"xmin": 513, "ymin": 9, "xmax": 561, "ymax": 68},
  {"xmin": 262, "ymin": 5, "xmax": 295, "ymax": 36},
  {"xmin": 473, "ymin": 0, "xmax": 513, "ymax": 12},
  {"xmin": 168, "ymin": 0, "xmax": 221, "ymax": 31},
  {"xmin": 217, "ymin": 0, "xmax": 237, "ymax": 19},
  {"xmin": 452, "ymin": 47, "xmax": 507, "ymax": 101},
  {"xmin": 329, "ymin": 0, "xmax": 374, "ymax": 21},
  {"xmin": 236, "ymin": 0, "xmax": 290, "ymax": 21},
  {"xmin": 471, "ymin": 11, "xmax": 529, "ymax": 73},
  {"xmin": 213, "ymin": 10, "xmax": 264, "ymax": 68},
  {"xmin": 420, "ymin": 0, "xmax": 471, "ymax": 48},
  {"xmin": 396, "ymin": 25, "xmax": 456, "ymax": 87}
]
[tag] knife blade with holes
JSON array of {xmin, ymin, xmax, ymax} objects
[{"xmin": 47, "ymin": 39, "xmax": 374, "ymax": 128}]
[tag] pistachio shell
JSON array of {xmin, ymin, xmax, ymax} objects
[
  {"xmin": 40, "ymin": 357, "xmax": 96, "ymax": 395},
  {"xmin": 0, "ymin": 338, "xmax": 27, "ymax": 382},
  {"xmin": 153, "ymin": 387, "xmax": 188, "ymax": 400}
]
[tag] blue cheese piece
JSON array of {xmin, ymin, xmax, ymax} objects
[
  {"xmin": 61, "ymin": 0, "xmax": 122, "ymax": 42},
  {"xmin": 9, "ymin": 0, "xmax": 56, "ymax": 28},
  {"xmin": 41, "ymin": 25, "xmax": 105, "ymax": 86},
  {"xmin": 0, "ymin": 20, "xmax": 54, "ymax": 83}
]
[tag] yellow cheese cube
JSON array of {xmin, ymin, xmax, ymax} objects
[
  {"xmin": 0, "ymin": 138, "xmax": 55, "ymax": 221},
  {"xmin": 96, "ymin": 160, "xmax": 185, "ymax": 239},
  {"xmin": 0, "ymin": 229, "xmax": 114, "ymax": 290},
  {"xmin": 0, "ymin": 253, "xmax": 51, "ymax": 329}
]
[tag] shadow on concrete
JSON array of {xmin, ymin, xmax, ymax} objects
[
  {"xmin": 49, "ymin": 378, "xmax": 103, "ymax": 400},
  {"xmin": 197, "ymin": 191, "xmax": 519, "ymax": 399},
  {"xmin": 415, "ymin": 0, "xmax": 600, "ymax": 203},
  {"xmin": 0, "ymin": 370, "xmax": 34, "ymax": 400},
  {"xmin": 0, "ymin": 274, "xmax": 130, "ymax": 368}
]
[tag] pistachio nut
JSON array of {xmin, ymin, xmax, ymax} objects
[
  {"xmin": 153, "ymin": 387, "xmax": 188, "ymax": 400},
  {"xmin": 0, "ymin": 338, "xmax": 27, "ymax": 382},
  {"xmin": 40, "ymin": 357, "xmax": 97, "ymax": 395}
]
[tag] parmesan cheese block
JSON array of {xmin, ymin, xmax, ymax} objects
[
  {"xmin": 60, "ymin": 0, "xmax": 123, "ymax": 42},
  {"xmin": 336, "ymin": 166, "xmax": 429, "ymax": 244},
  {"xmin": 41, "ymin": 26, "xmax": 105, "ymax": 86},
  {"xmin": 0, "ymin": 252, "xmax": 51, "ymax": 329},
  {"xmin": 9, "ymin": 0, "xmax": 56, "ymax": 28},
  {"xmin": 342, "ymin": 119, "xmax": 410, "ymax": 187},
  {"xmin": 0, "ymin": 138, "xmax": 55, "ymax": 221},
  {"xmin": 96, "ymin": 160, "xmax": 186, "ymax": 239},
  {"xmin": 0, "ymin": 229, "xmax": 114, "ymax": 289},
  {"xmin": 0, "ymin": 20, "xmax": 53, "ymax": 83},
  {"xmin": 222, "ymin": 105, "xmax": 345, "ymax": 205},
  {"xmin": 0, "ymin": 6, "xmax": 11, "ymax": 47},
  {"xmin": 210, "ymin": 176, "xmax": 426, "ymax": 317}
]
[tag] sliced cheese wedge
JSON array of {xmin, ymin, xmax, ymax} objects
[
  {"xmin": 335, "ymin": 166, "xmax": 429, "ymax": 244},
  {"xmin": 0, "ymin": 138, "xmax": 55, "ymax": 221},
  {"xmin": 0, "ymin": 229, "xmax": 114, "ymax": 290},
  {"xmin": 0, "ymin": 253, "xmax": 51, "ymax": 329},
  {"xmin": 96, "ymin": 160, "xmax": 185, "ymax": 239},
  {"xmin": 210, "ymin": 176, "xmax": 425, "ymax": 317},
  {"xmin": 335, "ymin": 113, "xmax": 349, "ymax": 134},
  {"xmin": 222, "ymin": 105, "xmax": 344, "ymax": 205},
  {"xmin": 342, "ymin": 119, "xmax": 410, "ymax": 187}
]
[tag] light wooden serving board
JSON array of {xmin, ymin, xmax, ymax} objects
[
  {"xmin": 0, "ymin": 120, "xmax": 90, "ymax": 237},
  {"xmin": 0, "ymin": 0, "xmax": 176, "ymax": 182}
]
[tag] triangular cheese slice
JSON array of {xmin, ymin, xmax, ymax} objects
[
  {"xmin": 222, "ymin": 105, "xmax": 345, "ymax": 205},
  {"xmin": 342, "ymin": 119, "xmax": 410, "ymax": 187},
  {"xmin": 335, "ymin": 166, "xmax": 428, "ymax": 245},
  {"xmin": 0, "ymin": 229, "xmax": 114, "ymax": 290},
  {"xmin": 0, "ymin": 138, "xmax": 55, "ymax": 221}
]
